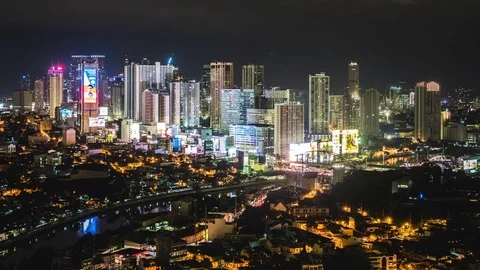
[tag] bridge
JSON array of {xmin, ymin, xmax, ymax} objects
[{"xmin": 0, "ymin": 178, "xmax": 287, "ymax": 250}]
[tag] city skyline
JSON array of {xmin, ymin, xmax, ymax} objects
[{"xmin": 1, "ymin": 0, "xmax": 479, "ymax": 94}]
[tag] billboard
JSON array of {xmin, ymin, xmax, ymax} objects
[
  {"xmin": 99, "ymin": 106, "xmax": 108, "ymax": 116},
  {"xmin": 464, "ymin": 159, "xmax": 478, "ymax": 170},
  {"xmin": 82, "ymin": 216, "xmax": 99, "ymax": 235},
  {"xmin": 83, "ymin": 67, "xmax": 97, "ymax": 103},
  {"xmin": 332, "ymin": 129, "xmax": 359, "ymax": 155},
  {"xmin": 172, "ymin": 137, "xmax": 182, "ymax": 152},
  {"xmin": 89, "ymin": 117, "xmax": 105, "ymax": 127}
]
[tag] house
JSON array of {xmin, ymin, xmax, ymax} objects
[
  {"xmin": 270, "ymin": 202, "xmax": 287, "ymax": 212},
  {"xmin": 293, "ymin": 206, "xmax": 329, "ymax": 218}
]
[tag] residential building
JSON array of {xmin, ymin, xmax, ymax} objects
[
  {"xmin": 414, "ymin": 81, "xmax": 441, "ymax": 142},
  {"xmin": 274, "ymin": 103, "xmax": 304, "ymax": 159},
  {"xmin": 210, "ymin": 62, "xmax": 234, "ymax": 131},
  {"xmin": 309, "ymin": 73, "xmax": 330, "ymax": 137}
]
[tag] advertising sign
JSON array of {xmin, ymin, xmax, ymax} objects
[
  {"xmin": 172, "ymin": 137, "xmax": 182, "ymax": 152},
  {"xmin": 464, "ymin": 159, "xmax": 478, "ymax": 170},
  {"xmin": 83, "ymin": 67, "xmax": 97, "ymax": 103},
  {"xmin": 89, "ymin": 117, "xmax": 105, "ymax": 127},
  {"xmin": 82, "ymin": 216, "xmax": 99, "ymax": 235},
  {"xmin": 332, "ymin": 129, "xmax": 359, "ymax": 154},
  {"xmin": 99, "ymin": 106, "xmax": 108, "ymax": 116}
]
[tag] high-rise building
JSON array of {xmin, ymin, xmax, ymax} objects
[
  {"xmin": 181, "ymin": 80, "xmax": 200, "ymax": 127},
  {"xmin": 289, "ymin": 89, "xmax": 309, "ymax": 134},
  {"xmin": 141, "ymin": 89, "xmax": 159, "ymax": 123},
  {"xmin": 264, "ymin": 87, "xmax": 290, "ymax": 107},
  {"xmin": 220, "ymin": 89, "xmax": 254, "ymax": 132},
  {"xmin": 109, "ymin": 76, "xmax": 124, "ymax": 120},
  {"xmin": 247, "ymin": 108, "xmax": 275, "ymax": 125},
  {"xmin": 48, "ymin": 66, "xmax": 64, "ymax": 117},
  {"xmin": 274, "ymin": 103, "xmax": 304, "ymax": 159},
  {"xmin": 309, "ymin": 73, "xmax": 330, "ymax": 137},
  {"xmin": 200, "ymin": 64, "xmax": 211, "ymax": 127},
  {"xmin": 343, "ymin": 95, "xmax": 361, "ymax": 130},
  {"xmin": 210, "ymin": 62, "xmax": 234, "ymax": 131},
  {"xmin": 124, "ymin": 59, "xmax": 175, "ymax": 121},
  {"xmin": 34, "ymin": 78, "xmax": 45, "ymax": 112},
  {"xmin": 12, "ymin": 90, "xmax": 34, "ymax": 111},
  {"xmin": 242, "ymin": 64, "xmax": 264, "ymax": 97},
  {"xmin": 169, "ymin": 82, "xmax": 182, "ymax": 126},
  {"xmin": 329, "ymin": 95, "xmax": 344, "ymax": 131},
  {"xmin": 158, "ymin": 90, "xmax": 171, "ymax": 124},
  {"xmin": 361, "ymin": 89, "xmax": 380, "ymax": 136},
  {"xmin": 229, "ymin": 124, "xmax": 274, "ymax": 155},
  {"xmin": 121, "ymin": 119, "xmax": 140, "ymax": 142},
  {"xmin": 414, "ymin": 81, "xmax": 441, "ymax": 142},
  {"xmin": 72, "ymin": 55, "xmax": 104, "ymax": 133},
  {"xmin": 348, "ymin": 62, "xmax": 360, "ymax": 98}
]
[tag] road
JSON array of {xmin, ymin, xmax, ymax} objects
[{"xmin": 0, "ymin": 178, "xmax": 286, "ymax": 250}]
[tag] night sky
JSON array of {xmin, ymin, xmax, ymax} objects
[{"xmin": 1, "ymin": 0, "xmax": 479, "ymax": 95}]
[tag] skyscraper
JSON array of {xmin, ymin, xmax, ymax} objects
[
  {"xmin": 329, "ymin": 95, "xmax": 344, "ymax": 131},
  {"xmin": 141, "ymin": 89, "xmax": 159, "ymax": 123},
  {"xmin": 48, "ymin": 66, "xmax": 64, "ymax": 117},
  {"xmin": 361, "ymin": 89, "xmax": 380, "ymax": 136},
  {"xmin": 19, "ymin": 73, "xmax": 31, "ymax": 90},
  {"xmin": 34, "ymin": 78, "xmax": 45, "ymax": 112},
  {"xmin": 169, "ymin": 82, "xmax": 182, "ymax": 126},
  {"xmin": 109, "ymin": 76, "xmax": 124, "ymax": 120},
  {"xmin": 309, "ymin": 73, "xmax": 330, "ymax": 138},
  {"xmin": 274, "ymin": 103, "xmax": 304, "ymax": 159},
  {"xmin": 200, "ymin": 64, "xmax": 211, "ymax": 127},
  {"xmin": 158, "ymin": 90, "xmax": 171, "ymax": 124},
  {"xmin": 242, "ymin": 64, "xmax": 264, "ymax": 97},
  {"xmin": 124, "ymin": 59, "xmax": 174, "ymax": 121},
  {"xmin": 414, "ymin": 81, "xmax": 441, "ymax": 142},
  {"xmin": 348, "ymin": 62, "xmax": 360, "ymax": 98},
  {"xmin": 181, "ymin": 80, "xmax": 200, "ymax": 127},
  {"xmin": 220, "ymin": 89, "xmax": 254, "ymax": 132},
  {"xmin": 210, "ymin": 62, "xmax": 234, "ymax": 131}
]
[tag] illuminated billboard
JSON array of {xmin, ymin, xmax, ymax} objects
[
  {"xmin": 464, "ymin": 159, "xmax": 478, "ymax": 170},
  {"xmin": 89, "ymin": 117, "xmax": 105, "ymax": 127},
  {"xmin": 82, "ymin": 216, "xmax": 99, "ymax": 235},
  {"xmin": 332, "ymin": 129, "xmax": 359, "ymax": 155},
  {"xmin": 172, "ymin": 137, "xmax": 182, "ymax": 152},
  {"xmin": 83, "ymin": 67, "xmax": 97, "ymax": 103},
  {"xmin": 99, "ymin": 106, "xmax": 108, "ymax": 116}
]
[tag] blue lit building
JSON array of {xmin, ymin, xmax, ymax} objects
[{"xmin": 229, "ymin": 124, "xmax": 274, "ymax": 155}]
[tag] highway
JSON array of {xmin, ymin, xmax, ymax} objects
[{"xmin": 0, "ymin": 178, "xmax": 286, "ymax": 250}]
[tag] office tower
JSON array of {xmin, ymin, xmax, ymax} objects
[
  {"xmin": 247, "ymin": 108, "xmax": 275, "ymax": 125},
  {"xmin": 72, "ymin": 55, "xmax": 105, "ymax": 102},
  {"xmin": 34, "ymin": 78, "xmax": 45, "ymax": 112},
  {"xmin": 220, "ymin": 89, "xmax": 254, "ymax": 132},
  {"xmin": 274, "ymin": 103, "xmax": 304, "ymax": 159},
  {"xmin": 242, "ymin": 64, "xmax": 264, "ymax": 97},
  {"xmin": 414, "ymin": 81, "xmax": 441, "ymax": 142},
  {"xmin": 361, "ymin": 89, "xmax": 380, "ymax": 136},
  {"xmin": 158, "ymin": 89, "xmax": 171, "ymax": 124},
  {"xmin": 99, "ymin": 77, "xmax": 109, "ymax": 107},
  {"xmin": 229, "ymin": 124, "xmax": 274, "ymax": 155},
  {"xmin": 48, "ymin": 65, "xmax": 64, "ymax": 117},
  {"xmin": 169, "ymin": 82, "xmax": 182, "ymax": 126},
  {"xmin": 124, "ymin": 59, "xmax": 175, "ymax": 121},
  {"xmin": 19, "ymin": 73, "xmax": 31, "ymax": 90},
  {"xmin": 110, "ymin": 76, "xmax": 124, "ymax": 120},
  {"xmin": 348, "ymin": 62, "xmax": 360, "ymax": 98},
  {"xmin": 12, "ymin": 90, "xmax": 34, "ymax": 111},
  {"xmin": 309, "ymin": 73, "xmax": 330, "ymax": 138},
  {"xmin": 141, "ymin": 89, "xmax": 159, "ymax": 123},
  {"xmin": 264, "ymin": 87, "xmax": 290, "ymax": 107},
  {"xmin": 200, "ymin": 64, "xmax": 211, "ymax": 127},
  {"xmin": 289, "ymin": 89, "xmax": 309, "ymax": 134},
  {"xmin": 181, "ymin": 80, "xmax": 200, "ymax": 127},
  {"xmin": 329, "ymin": 95, "xmax": 344, "ymax": 131},
  {"xmin": 210, "ymin": 62, "xmax": 234, "ymax": 131}
]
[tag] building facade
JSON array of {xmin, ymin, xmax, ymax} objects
[
  {"xmin": 229, "ymin": 124, "xmax": 274, "ymax": 155},
  {"xmin": 210, "ymin": 62, "xmax": 234, "ymax": 131},
  {"xmin": 329, "ymin": 95, "xmax": 344, "ymax": 131},
  {"xmin": 309, "ymin": 73, "xmax": 330, "ymax": 137},
  {"xmin": 414, "ymin": 81, "xmax": 441, "ymax": 142},
  {"xmin": 274, "ymin": 103, "xmax": 304, "ymax": 159},
  {"xmin": 220, "ymin": 89, "xmax": 254, "ymax": 132},
  {"xmin": 361, "ymin": 88, "xmax": 380, "ymax": 136},
  {"xmin": 242, "ymin": 64, "xmax": 264, "ymax": 97},
  {"xmin": 34, "ymin": 78, "xmax": 44, "ymax": 112},
  {"xmin": 141, "ymin": 89, "xmax": 159, "ymax": 123},
  {"xmin": 48, "ymin": 66, "xmax": 64, "ymax": 117}
]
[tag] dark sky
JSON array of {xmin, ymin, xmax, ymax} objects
[{"xmin": 1, "ymin": 0, "xmax": 479, "ymax": 95}]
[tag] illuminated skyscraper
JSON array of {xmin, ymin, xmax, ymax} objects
[
  {"xmin": 274, "ymin": 103, "xmax": 304, "ymax": 159},
  {"xmin": 220, "ymin": 89, "xmax": 254, "ymax": 132},
  {"xmin": 309, "ymin": 73, "xmax": 330, "ymax": 138},
  {"xmin": 348, "ymin": 62, "xmax": 360, "ymax": 98},
  {"xmin": 200, "ymin": 64, "xmax": 211, "ymax": 127},
  {"xmin": 242, "ymin": 64, "xmax": 264, "ymax": 97},
  {"xmin": 361, "ymin": 88, "xmax": 380, "ymax": 136},
  {"xmin": 124, "ymin": 59, "xmax": 174, "ymax": 121},
  {"xmin": 34, "ymin": 78, "xmax": 45, "ymax": 112},
  {"xmin": 181, "ymin": 80, "xmax": 200, "ymax": 127},
  {"xmin": 109, "ymin": 76, "xmax": 124, "ymax": 120},
  {"xmin": 329, "ymin": 95, "xmax": 344, "ymax": 131},
  {"xmin": 48, "ymin": 66, "xmax": 64, "ymax": 117},
  {"xmin": 414, "ymin": 81, "xmax": 441, "ymax": 142},
  {"xmin": 210, "ymin": 62, "xmax": 234, "ymax": 131},
  {"xmin": 72, "ymin": 55, "xmax": 104, "ymax": 133}
]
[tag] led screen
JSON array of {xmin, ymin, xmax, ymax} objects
[
  {"xmin": 83, "ymin": 67, "xmax": 97, "ymax": 103},
  {"xmin": 82, "ymin": 216, "xmax": 99, "ymax": 235}
]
